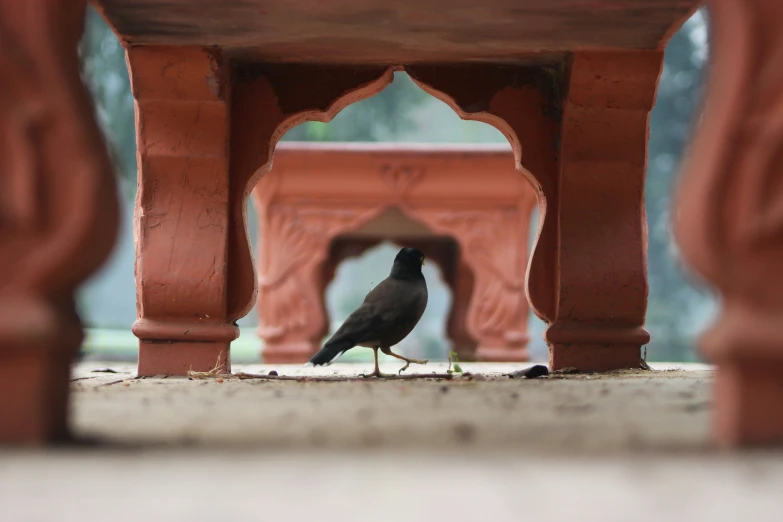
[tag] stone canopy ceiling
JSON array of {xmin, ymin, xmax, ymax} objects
[{"xmin": 94, "ymin": 0, "xmax": 699, "ymax": 64}]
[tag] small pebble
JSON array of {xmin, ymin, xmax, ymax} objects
[
  {"xmin": 453, "ymin": 422, "xmax": 476, "ymax": 444},
  {"xmin": 268, "ymin": 370, "xmax": 278, "ymax": 376},
  {"xmin": 216, "ymin": 378, "xmax": 224, "ymax": 383},
  {"xmin": 440, "ymin": 385, "xmax": 450, "ymax": 394}
]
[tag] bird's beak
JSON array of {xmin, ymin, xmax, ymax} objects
[{"xmin": 422, "ymin": 258, "xmax": 426, "ymax": 266}]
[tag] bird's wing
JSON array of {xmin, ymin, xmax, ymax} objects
[{"xmin": 329, "ymin": 278, "xmax": 418, "ymax": 345}]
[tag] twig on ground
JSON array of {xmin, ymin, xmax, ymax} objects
[
  {"xmin": 233, "ymin": 371, "xmax": 462, "ymax": 382},
  {"xmin": 187, "ymin": 353, "xmax": 227, "ymax": 379},
  {"xmin": 97, "ymin": 379, "xmax": 126, "ymax": 387}
]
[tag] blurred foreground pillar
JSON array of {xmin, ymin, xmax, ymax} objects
[
  {"xmin": 675, "ymin": 0, "xmax": 783, "ymax": 447},
  {"xmin": 0, "ymin": 0, "xmax": 118, "ymax": 443}
]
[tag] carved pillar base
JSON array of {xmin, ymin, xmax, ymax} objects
[
  {"xmin": 549, "ymin": 345, "xmax": 641, "ymax": 371},
  {"xmin": 714, "ymin": 364, "xmax": 783, "ymax": 447},
  {"xmin": 136, "ymin": 340, "xmax": 235, "ymax": 375},
  {"xmin": 0, "ymin": 297, "xmax": 81, "ymax": 444},
  {"xmin": 704, "ymin": 306, "xmax": 783, "ymax": 447},
  {"xmin": 546, "ymin": 323, "xmax": 651, "ymax": 372},
  {"xmin": 0, "ymin": 352, "xmax": 71, "ymax": 444},
  {"xmin": 138, "ymin": 342, "xmax": 231, "ymax": 376},
  {"xmin": 133, "ymin": 319, "xmax": 236, "ymax": 375}
]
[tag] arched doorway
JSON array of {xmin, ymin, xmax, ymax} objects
[{"xmin": 252, "ymin": 142, "xmax": 537, "ymax": 363}]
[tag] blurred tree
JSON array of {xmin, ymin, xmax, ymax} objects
[
  {"xmin": 644, "ymin": 10, "xmax": 712, "ymax": 362},
  {"xmin": 79, "ymin": 7, "xmax": 136, "ymax": 198}
]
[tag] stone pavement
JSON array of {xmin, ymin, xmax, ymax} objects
[{"xmin": 2, "ymin": 362, "xmax": 783, "ymax": 522}]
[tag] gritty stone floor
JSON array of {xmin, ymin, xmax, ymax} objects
[
  {"xmin": 69, "ymin": 361, "xmax": 715, "ymax": 453},
  {"xmin": 3, "ymin": 361, "xmax": 783, "ymax": 522}
]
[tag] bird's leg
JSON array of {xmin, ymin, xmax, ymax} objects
[
  {"xmin": 381, "ymin": 347, "xmax": 429, "ymax": 374},
  {"xmin": 361, "ymin": 347, "xmax": 393, "ymax": 378}
]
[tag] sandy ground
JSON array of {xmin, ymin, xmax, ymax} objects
[
  {"xmin": 3, "ymin": 361, "xmax": 783, "ymax": 522},
  {"xmin": 68, "ymin": 361, "xmax": 714, "ymax": 453}
]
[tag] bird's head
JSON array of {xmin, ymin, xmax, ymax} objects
[{"xmin": 390, "ymin": 247, "xmax": 426, "ymax": 279}]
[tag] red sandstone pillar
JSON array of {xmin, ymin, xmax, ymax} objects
[
  {"xmin": 0, "ymin": 0, "xmax": 118, "ymax": 443},
  {"xmin": 127, "ymin": 47, "xmax": 236, "ymax": 376},
  {"xmin": 675, "ymin": 0, "xmax": 783, "ymax": 447},
  {"xmin": 408, "ymin": 59, "xmax": 661, "ymax": 371},
  {"xmin": 547, "ymin": 51, "xmax": 662, "ymax": 371}
]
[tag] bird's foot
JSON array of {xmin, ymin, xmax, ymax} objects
[{"xmin": 397, "ymin": 358, "xmax": 429, "ymax": 375}]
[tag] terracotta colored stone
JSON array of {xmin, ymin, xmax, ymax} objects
[
  {"xmin": 447, "ymin": 258, "xmax": 478, "ymax": 360},
  {"xmin": 550, "ymin": 51, "xmax": 662, "ymax": 371},
  {"xmin": 0, "ymin": 0, "xmax": 118, "ymax": 443},
  {"xmin": 675, "ymin": 0, "xmax": 783, "ymax": 447},
  {"xmin": 128, "ymin": 46, "xmax": 236, "ymax": 377},
  {"xmin": 407, "ymin": 55, "xmax": 662, "ymax": 372},
  {"xmin": 94, "ymin": 0, "xmax": 695, "ymax": 64},
  {"xmin": 97, "ymin": 3, "xmax": 696, "ymax": 378},
  {"xmin": 228, "ymin": 65, "xmax": 394, "ymax": 322},
  {"xmin": 251, "ymin": 144, "xmax": 536, "ymax": 363},
  {"xmin": 124, "ymin": 58, "xmax": 394, "ymax": 375}
]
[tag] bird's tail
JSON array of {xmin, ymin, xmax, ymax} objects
[{"xmin": 306, "ymin": 338, "xmax": 354, "ymax": 367}]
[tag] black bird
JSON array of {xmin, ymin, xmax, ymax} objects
[{"xmin": 307, "ymin": 247, "xmax": 429, "ymax": 377}]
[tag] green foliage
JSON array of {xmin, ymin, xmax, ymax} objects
[
  {"xmin": 79, "ymin": 7, "xmax": 136, "ymax": 198},
  {"xmin": 447, "ymin": 352, "xmax": 463, "ymax": 374},
  {"xmin": 644, "ymin": 10, "xmax": 711, "ymax": 362}
]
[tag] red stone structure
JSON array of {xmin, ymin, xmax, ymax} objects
[
  {"xmin": 252, "ymin": 143, "xmax": 536, "ymax": 363},
  {"xmin": 88, "ymin": 0, "xmax": 702, "ymax": 378},
  {"xmin": 6, "ymin": 0, "xmax": 783, "ymax": 448}
]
